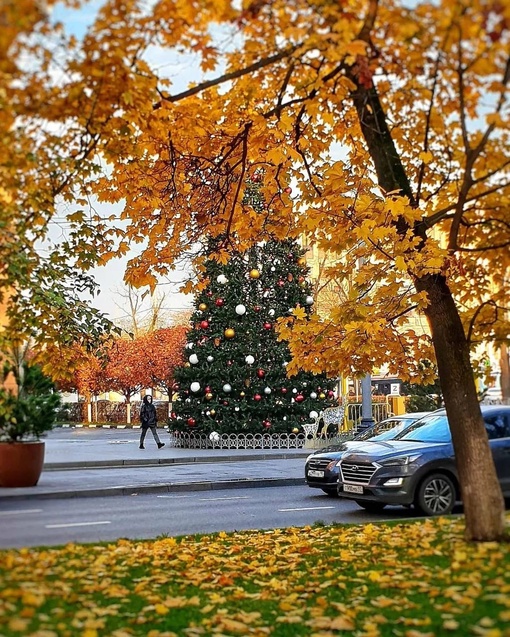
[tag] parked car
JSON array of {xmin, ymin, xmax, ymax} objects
[
  {"xmin": 337, "ymin": 405, "xmax": 510, "ymax": 515},
  {"xmin": 305, "ymin": 412, "xmax": 431, "ymax": 496}
]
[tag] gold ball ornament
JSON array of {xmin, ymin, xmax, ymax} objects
[
  {"xmin": 205, "ymin": 392, "xmax": 213, "ymax": 400},
  {"xmin": 249, "ymin": 269, "xmax": 260, "ymax": 279},
  {"xmin": 319, "ymin": 392, "xmax": 326, "ymax": 399},
  {"xmin": 198, "ymin": 303, "xmax": 207, "ymax": 311},
  {"xmin": 210, "ymin": 409, "xmax": 216, "ymax": 416},
  {"xmin": 297, "ymin": 257, "xmax": 307, "ymax": 267},
  {"xmin": 184, "ymin": 362, "xmax": 191, "ymax": 367},
  {"xmin": 224, "ymin": 328, "xmax": 235, "ymax": 339},
  {"xmin": 240, "ymin": 391, "xmax": 246, "ymax": 397},
  {"xmin": 292, "ymin": 427, "xmax": 300, "ymax": 433}
]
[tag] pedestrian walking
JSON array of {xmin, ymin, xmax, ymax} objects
[{"xmin": 139, "ymin": 395, "xmax": 165, "ymax": 449}]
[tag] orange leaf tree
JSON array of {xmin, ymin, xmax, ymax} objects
[{"xmin": 6, "ymin": 1, "xmax": 510, "ymax": 540}]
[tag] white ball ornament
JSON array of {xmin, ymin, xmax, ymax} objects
[
  {"xmin": 245, "ymin": 355, "xmax": 255, "ymax": 365},
  {"xmin": 234, "ymin": 406, "xmax": 240, "ymax": 412},
  {"xmin": 189, "ymin": 354, "xmax": 199, "ymax": 365},
  {"xmin": 264, "ymin": 387, "xmax": 271, "ymax": 395},
  {"xmin": 292, "ymin": 388, "xmax": 298, "ymax": 394},
  {"xmin": 309, "ymin": 410, "xmax": 319, "ymax": 420},
  {"xmin": 305, "ymin": 295, "xmax": 314, "ymax": 305},
  {"xmin": 217, "ymin": 274, "xmax": 228, "ymax": 284},
  {"xmin": 209, "ymin": 431, "xmax": 220, "ymax": 442},
  {"xmin": 207, "ymin": 356, "xmax": 214, "ymax": 362},
  {"xmin": 268, "ymin": 309, "xmax": 275, "ymax": 317},
  {"xmin": 310, "ymin": 392, "xmax": 317, "ymax": 399},
  {"xmin": 190, "ymin": 382, "xmax": 201, "ymax": 393},
  {"xmin": 235, "ymin": 304, "xmax": 246, "ymax": 315},
  {"xmin": 223, "ymin": 383, "xmax": 232, "ymax": 393},
  {"xmin": 186, "ymin": 342, "xmax": 194, "ymax": 350}
]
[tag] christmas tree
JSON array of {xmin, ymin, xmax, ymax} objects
[{"xmin": 172, "ymin": 238, "xmax": 337, "ymax": 435}]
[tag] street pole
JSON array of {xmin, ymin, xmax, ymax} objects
[{"xmin": 359, "ymin": 373, "xmax": 375, "ymax": 430}]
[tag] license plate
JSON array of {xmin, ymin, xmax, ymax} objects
[
  {"xmin": 307, "ymin": 470, "xmax": 325, "ymax": 478},
  {"xmin": 342, "ymin": 483, "xmax": 364, "ymax": 495}
]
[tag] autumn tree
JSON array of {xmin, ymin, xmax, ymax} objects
[
  {"xmin": 104, "ymin": 339, "xmax": 149, "ymax": 424},
  {"xmin": 141, "ymin": 326, "xmax": 188, "ymax": 413},
  {"xmin": 5, "ymin": 1, "xmax": 510, "ymax": 541}
]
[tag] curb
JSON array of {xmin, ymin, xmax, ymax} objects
[
  {"xmin": 43, "ymin": 451, "xmax": 310, "ymax": 471},
  {"xmin": 0, "ymin": 477, "xmax": 305, "ymax": 501}
]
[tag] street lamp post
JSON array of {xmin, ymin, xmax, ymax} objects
[{"xmin": 359, "ymin": 373, "xmax": 375, "ymax": 431}]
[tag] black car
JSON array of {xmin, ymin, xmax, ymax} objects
[
  {"xmin": 305, "ymin": 412, "xmax": 431, "ymax": 496},
  {"xmin": 337, "ymin": 405, "xmax": 510, "ymax": 515}
]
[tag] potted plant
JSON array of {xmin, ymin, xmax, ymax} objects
[{"xmin": 0, "ymin": 363, "xmax": 61, "ymax": 487}]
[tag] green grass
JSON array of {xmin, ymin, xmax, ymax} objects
[{"xmin": 1, "ymin": 516, "xmax": 510, "ymax": 636}]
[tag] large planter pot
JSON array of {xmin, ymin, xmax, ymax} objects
[{"xmin": 0, "ymin": 441, "xmax": 45, "ymax": 488}]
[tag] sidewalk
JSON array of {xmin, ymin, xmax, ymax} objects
[{"xmin": 0, "ymin": 427, "xmax": 312, "ymax": 501}]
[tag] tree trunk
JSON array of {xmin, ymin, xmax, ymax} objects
[
  {"xmin": 346, "ymin": 67, "xmax": 506, "ymax": 540},
  {"xmin": 415, "ymin": 274, "xmax": 505, "ymax": 541},
  {"xmin": 500, "ymin": 343, "xmax": 510, "ymax": 401}
]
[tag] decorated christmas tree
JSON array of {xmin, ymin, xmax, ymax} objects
[{"xmin": 172, "ymin": 238, "xmax": 337, "ymax": 435}]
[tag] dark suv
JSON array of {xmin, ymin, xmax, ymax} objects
[{"xmin": 337, "ymin": 406, "xmax": 510, "ymax": 516}]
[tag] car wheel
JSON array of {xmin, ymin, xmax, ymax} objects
[
  {"xmin": 415, "ymin": 473, "xmax": 456, "ymax": 516},
  {"xmin": 354, "ymin": 500, "xmax": 387, "ymax": 513},
  {"xmin": 321, "ymin": 488, "xmax": 339, "ymax": 497}
]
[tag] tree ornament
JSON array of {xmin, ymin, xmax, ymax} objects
[
  {"xmin": 309, "ymin": 410, "xmax": 319, "ymax": 419},
  {"xmin": 223, "ymin": 383, "xmax": 232, "ymax": 393},
  {"xmin": 205, "ymin": 392, "xmax": 213, "ymax": 400},
  {"xmin": 256, "ymin": 369, "xmax": 265, "ymax": 378},
  {"xmin": 249, "ymin": 269, "xmax": 260, "ymax": 279},
  {"xmin": 200, "ymin": 320, "xmax": 209, "ymax": 329},
  {"xmin": 234, "ymin": 406, "xmax": 240, "ymax": 412},
  {"xmin": 184, "ymin": 362, "xmax": 191, "ymax": 368},
  {"xmin": 190, "ymin": 382, "xmax": 201, "ymax": 393},
  {"xmin": 198, "ymin": 303, "xmax": 207, "ymax": 311},
  {"xmin": 292, "ymin": 388, "xmax": 298, "ymax": 393},
  {"xmin": 189, "ymin": 354, "xmax": 199, "ymax": 365},
  {"xmin": 240, "ymin": 391, "xmax": 246, "ymax": 397},
  {"xmin": 205, "ymin": 386, "xmax": 211, "ymax": 392},
  {"xmin": 310, "ymin": 391, "xmax": 317, "ymax": 399},
  {"xmin": 263, "ymin": 322, "xmax": 272, "ymax": 330},
  {"xmin": 328, "ymin": 390, "xmax": 335, "ymax": 398},
  {"xmin": 253, "ymin": 305, "xmax": 261, "ymax": 312},
  {"xmin": 223, "ymin": 400, "xmax": 229, "ymax": 406},
  {"xmin": 215, "ymin": 298, "xmax": 225, "ymax": 307},
  {"xmin": 206, "ymin": 291, "xmax": 213, "ymax": 297},
  {"xmin": 217, "ymin": 274, "xmax": 228, "ymax": 284},
  {"xmin": 319, "ymin": 392, "xmax": 326, "ymax": 399},
  {"xmin": 185, "ymin": 342, "xmax": 194, "ymax": 350},
  {"xmin": 227, "ymin": 359, "xmax": 233, "ymax": 366},
  {"xmin": 298, "ymin": 257, "xmax": 307, "ymax": 267},
  {"xmin": 268, "ymin": 309, "xmax": 275, "ymax": 316},
  {"xmin": 281, "ymin": 388, "xmax": 288, "ymax": 394},
  {"xmin": 244, "ymin": 379, "xmax": 251, "ymax": 387},
  {"xmin": 207, "ymin": 355, "xmax": 214, "ymax": 362},
  {"xmin": 262, "ymin": 419, "xmax": 271, "ymax": 428},
  {"xmin": 292, "ymin": 427, "xmax": 300, "ymax": 433},
  {"xmin": 270, "ymin": 266, "xmax": 276, "ymax": 271},
  {"xmin": 254, "ymin": 394, "xmax": 262, "ymax": 401},
  {"xmin": 224, "ymin": 328, "xmax": 235, "ymax": 339},
  {"xmin": 235, "ymin": 304, "xmax": 246, "ymax": 315},
  {"xmin": 305, "ymin": 295, "xmax": 314, "ymax": 305},
  {"xmin": 299, "ymin": 281, "xmax": 307, "ymax": 288},
  {"xmin": 295, "ymin": 394, "xmax": 305, "ymax": 403},
  {"xmin": 277, "ymin": 279, "xmax": 285, "ymax": 287},
  {"xmin": 264, "ymin": 387, "xmax": 271, "ymax": 395},
  {"xmin": 209, "ymin": 431, "xmax": 220, "ymax": 442},
  {"xmin": 210, "ymin": 409, "xmax": 216, "ymax": 416},
  {"xmin": 245, "ymin": 355, "xmax": 255, "ymax": 365},
  {"xmin": 187, "ymin": 418, "xmax": 196, "ymax": 427}
]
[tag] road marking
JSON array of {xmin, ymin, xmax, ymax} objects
[
  {"xmin": 0, "ymin": 509, "xmax": 42, "ymax": 516},
  {"xmin": 278, "ymin": 506, "xmax": 335, "ymax": 512},
  {"xmin": 156, "ymin": 495, "xmax": 192, "ymax": 499},
  {"xmin": 198, "ymin": 496, "xmax": 250, "ymax": 501},
  {"xmin": 45, "ymin": 521, "xmax": 111, "ymax": 529}
]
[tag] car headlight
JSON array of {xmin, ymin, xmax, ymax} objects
[
  {"xmin": 326, "ymin": 460, "xmax": 339, "ymax": 472},
  {"xmin": 379, "ymin": 454, "xmax": 422, "ymax": 467}
]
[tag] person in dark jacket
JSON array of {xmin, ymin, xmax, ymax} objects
[{"xmin": 139, "ymin": 395, "xmax": 165, "ymax": 449}]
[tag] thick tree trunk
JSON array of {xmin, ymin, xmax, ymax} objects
[
  {"xmin": 415, "ymin": 274, "xmax": 505, "ymax": 541},
  {"xmin": 346, "ymin": 67, "xmax": 506, "ymax": 540},
  {"xmin": 500, "ymin": 343, "xmax": 510, "ymax": 401}
]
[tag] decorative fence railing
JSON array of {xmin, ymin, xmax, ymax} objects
[{"xmin": 169, "ymin": 431, "xmax": 306, "ymax": 450}]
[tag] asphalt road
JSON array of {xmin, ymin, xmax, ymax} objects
[{"xmin": 0, "ymin": 484, "xmax": 419, "ymax": 549}]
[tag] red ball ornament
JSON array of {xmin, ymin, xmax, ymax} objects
[
  {"xmin": 254, "ymin": 394, "xmax": 262, "ymax": 401},
  {"xmin": 263, "ymin": 322, "xmax": 272, "ymax": 330},
  {"xmin": 170, "ymin": 412, "xmax": 177, "ymax": 419},
  {"xmin": 256, "ymin": 369, "xmax": 265, "ymax": 378},
  {"xmin": 253, "ymin": 305, "xmax": 261, "ymax": 312},
  {"xmin": 263, "ymin": 420, "xmax": 271, "ymax": 428},
  {"xmin": 277, "ymin": 280, "xmax": 285, "ymax": 287},
  {"xmin": 327, "ymin": 390, "xmax": 335, "ymax": 398},
  {"xmin": 215, "ymin": 298, "xmax": 224, "ymax": 307},
  {"xmin": 281, "ymin": 387, "xmax": 288, "ymax": 394},
  {"xmin": 200, "ymin": 320, "xmax": 209, "ymax": 329},
  {"xmin": 187, "ymin": 418, "xmax": 196, "ymax": 427},
  {"xmin": 227, "ymin": 360, "xmax": 233, "ymax": 366},
  {"xmin": 205, "ymin": 386, "xmax": 211, "ymax": 393},
  {"xmin": 223, "ymin": 400, "xmax": 229, "ymax": 406},
  {"xmin": 295, "ymin": 394, "xmax": 305, "ymax": 403},
  {"xmin": 206, "ymin": 291, "xmax": 213, "ymax": 297}
]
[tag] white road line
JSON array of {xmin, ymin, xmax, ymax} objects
[
  {"xmin": 45, "ymin": 521, "xmax": 111, "ymax": 529},
  {"xmin": 0, "ymin": 509, "xmax": 42, "ymax": 516},
  {"xmin": 156, "ymin": 495, "xmax": 192, "ymax": 499},
  {"xmin": 199, "ymin": 496, "xmax": 250, "ymax": 501},
  {"xmin": 278, "ymin": 506, "xmax": 335, "ymax": 512}
]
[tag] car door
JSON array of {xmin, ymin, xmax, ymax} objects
[{"xmin": 485, "ymin": 411, "xmax": 510, "ymax": 495}]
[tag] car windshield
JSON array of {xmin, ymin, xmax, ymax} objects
[
  {"xmin": 393, "ymin": 414, "xmax": 451, "ymax": 443},
  {"xmin": 370, "ymin": 421, "xmax": 414, "ymax": 441}
]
